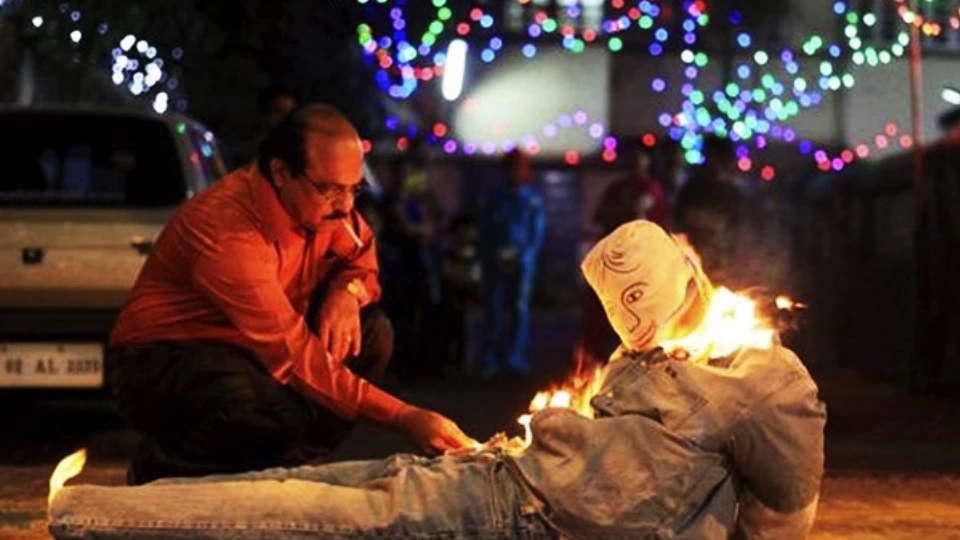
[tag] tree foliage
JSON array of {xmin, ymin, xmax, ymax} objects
[{"xmin": 15, "ymin": 0, "xmax": 383, "ymax": 146}]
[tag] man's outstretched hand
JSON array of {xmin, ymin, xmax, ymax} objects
[{"xmin": 395, "ymin": 406, "xmax": 477, "ymax": 455}]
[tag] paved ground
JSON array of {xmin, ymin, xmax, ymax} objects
[{"xmin": 3, "ymin": 314, "xmax": 960, "ymax": 539}]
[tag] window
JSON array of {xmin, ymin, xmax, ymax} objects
[
  {"xmin": 505, "ymin": 0, "xmax": 605, "ymax": 33},
  {"xmin": 184, "ymin": 125, "xmax": 228, "ymax": 190},
  {"xmin": 0, "ymin": 112, "xmax": 187, "ymax": 207}
]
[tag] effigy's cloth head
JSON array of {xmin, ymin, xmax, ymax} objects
[{"xmin": 581, "ymin": 220, "xmax": 710, "ymax": 352}]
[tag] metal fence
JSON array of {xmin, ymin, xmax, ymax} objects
[{"xmin": 793, "ymin": 134, "xmax": 960, "ymax": 389}]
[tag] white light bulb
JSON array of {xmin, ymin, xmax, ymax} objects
[
  {"xmin": 442, "ymin": 39, "xmax": 467, "ymax": 101},
  {"xmin": 943, "ymin": 87, "xmax": 960, "ymax": 106}
]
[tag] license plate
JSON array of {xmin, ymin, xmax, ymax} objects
[{"xmin": 0, "ymin": 343, "xmax": 104, "ymax": 388}]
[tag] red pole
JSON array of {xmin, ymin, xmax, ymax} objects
[
  {"xmin": 908, "ymin": 1, "xmax": 923, "ymax": 225},
  {"xmin": 906, "ymin": 0, "xmax": 927, "ymax": 391}
]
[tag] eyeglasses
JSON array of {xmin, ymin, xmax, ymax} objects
[{"xmin": 300, "ymin": 175, "xmax": 365, "ymax": 200}]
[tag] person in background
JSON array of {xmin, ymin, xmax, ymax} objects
[
  {"xmin": 436, "ymin": 214, "xmax": 483, "ymax": 375},
  {"xmin": 259, "ymin": 83, "xmax": 300, "ymax": 132},
  {"xmin": 378, "ymin": 146, "xmax": 445, "ymax": 382},
  {"xmin": 654, "ymin": 138, "xmax": 688, "ymax": 210},
  {"xmin": 479, "ymin": 149, "xmax": 547, "ymax": 377},
  {"xmin": 592, "ymin": 145, "xmax": 671, "ymax": 237},
  {"xmin": 231, "ymin": 83, "xmax": 300, "ymax": 167},
  {"xmin": 674, "ymin": 134, "xmax": 744, "ymax": 287},
  {"xmin": 574, "ymin": 144, "xmax": 671, "ymax": 372},
  {"xmin": 107, "ymin": 105, "xmax": 474, "ymax": 485}
]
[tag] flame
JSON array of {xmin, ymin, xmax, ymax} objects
[
  {"xmin": 660, "ymin": 287, "xmax": 776, "ymax": 361},
  {"xmin": 775, "ymin": 295, "xmax": 806, "ymax": 310},
  {"xmin": 49, "ymin": 449, "xmax": 86, "ymax": 505},
  {"xmin": 512, "ymin": 367, "xmax": 605, "ymax": 450}
]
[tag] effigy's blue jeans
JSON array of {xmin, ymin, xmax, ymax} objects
[{"xmin": 49, "ymin": 452, "xmax": 555, "ymax": 539}]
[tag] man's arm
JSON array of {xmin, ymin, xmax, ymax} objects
[
  {"xmin": 190, "ymin": 232, "xmax": 475, "ymax": 453},
  {"xmin": 325, "ymin": 211, "xmax": 381, "ymax": 307},
  {"xmin": 191, "ymin": 233, "xmax": 402, "ymax": 425}
]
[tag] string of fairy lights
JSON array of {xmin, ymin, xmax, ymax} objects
[
  {"xmin": 356, "ymin": 0, "xmax": 958, "ymax": 178},
  {"xmin": 23, "ymin": 0, "xmax": 958, "ymax": 178},
  {"xmin": 892, "ymin": 0, "xmax": 960, "ymax": 36},
  {"xmin": 24, "ymin": 2, "xmax": 185, "ymax": 114}
]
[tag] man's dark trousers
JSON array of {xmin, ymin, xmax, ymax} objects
[{"xmin": 108, "ymin": 306, "xmax": 393, "ymax": 486}]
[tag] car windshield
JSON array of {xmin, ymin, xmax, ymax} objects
[{"xmin": 0, "ymin": 112, "xmax": 187, "ymax": 207}]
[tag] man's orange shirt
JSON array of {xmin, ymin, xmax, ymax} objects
[{"xmin": 110, "ymin": 167, "xmax": 405, "ymax": 425}]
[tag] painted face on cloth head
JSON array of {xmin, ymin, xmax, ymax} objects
[{"xmin": 580, "ymin": 220, "xmax": 705, "ymax": 352}]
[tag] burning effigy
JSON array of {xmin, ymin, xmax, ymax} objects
[
  {"xmin": 477, "ymin": 232, "xmax": 804, "ymax": 456},
  {"xmin": 48, "ymin": 220, "xmax": 823, "ymax": 540}
]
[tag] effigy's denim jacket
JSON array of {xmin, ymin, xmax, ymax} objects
[{"xmin": 509, "ymin": 342, "xmax": 827, "ymax": 540}]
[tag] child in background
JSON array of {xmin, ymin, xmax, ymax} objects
[{"xmin": 437, "ymin": 214, "xmax": 482, "ymax": 374}]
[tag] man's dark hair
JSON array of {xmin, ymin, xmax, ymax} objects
[
  {"xmin": 257, "ymin": 83, "xmax": 300, "ymax": 115},
  {"xmin": 257, "ymin": 104, "xmax": 351, "ymax": 182}
]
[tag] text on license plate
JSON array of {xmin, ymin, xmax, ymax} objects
[{"xmin": 0, "ymin": 343, "xmax": 104, "ymax": 388}]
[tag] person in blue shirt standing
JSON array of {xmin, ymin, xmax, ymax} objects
[{"xmin": 479, "ymin": 149, "xmax": 547, "ymax": 377}]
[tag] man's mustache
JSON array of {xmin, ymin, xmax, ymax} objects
[{"xmin": 325, "ymin": 211, "xmax": 349, "ymax": 220}]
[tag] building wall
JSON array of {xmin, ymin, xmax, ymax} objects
[
  {"xmin": 844, "ymin": 57, "xmax": 960, "ymax": 150},
  {"xmin": 451, "ymin": 45, "xmax": 610, "ymax": 157}
]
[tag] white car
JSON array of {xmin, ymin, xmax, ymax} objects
[{"xmin": 0, "ymin": 106, "xmax": 227, "ymax": 393}]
